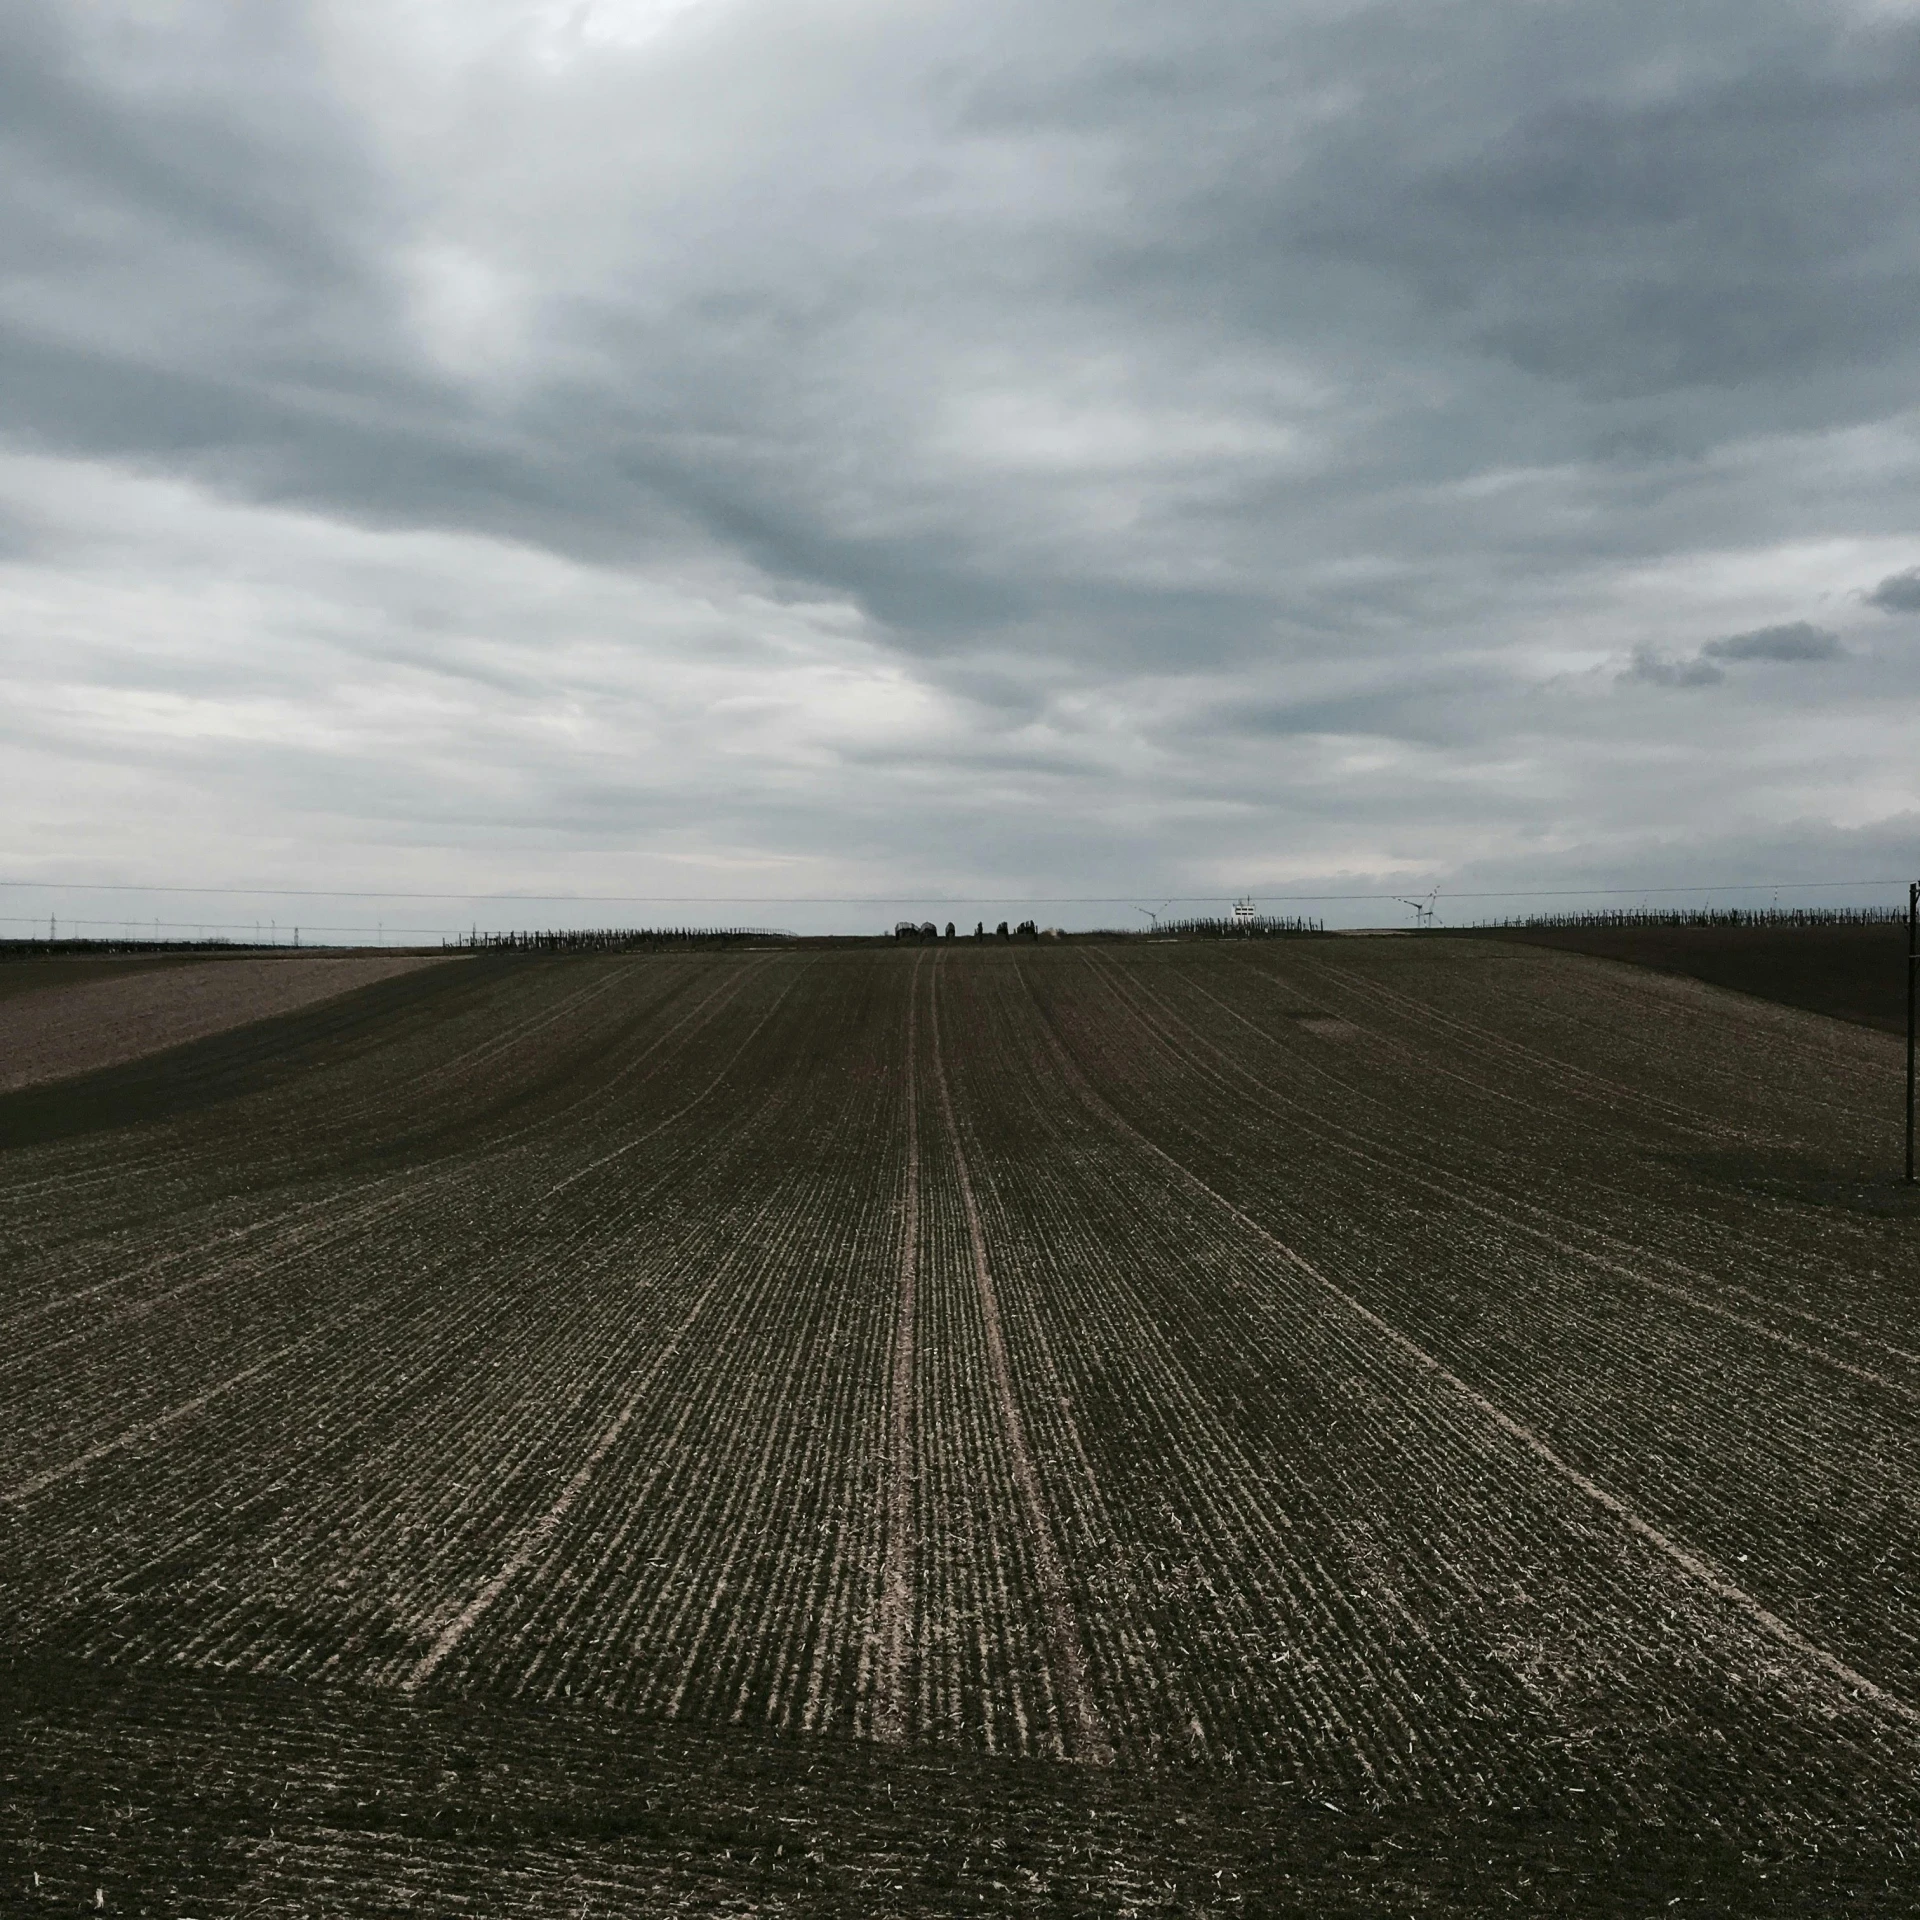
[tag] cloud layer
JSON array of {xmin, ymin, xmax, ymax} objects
[{"xmin": 3, "ymin": 0, "xmax": 1918, "ymax": 933}]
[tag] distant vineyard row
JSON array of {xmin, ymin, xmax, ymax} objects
[
  {"xmin": 1477, "ymin": 904, "xmax": 1904, "ymax": 930},
  {"xmin": 450, "ymin": 927, "xmax": 798, "ymax": 951}
]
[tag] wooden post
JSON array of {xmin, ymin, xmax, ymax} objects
[{"xmin": 1907, "ymin": 880, "xmax": 1917, "ymax": 1184}]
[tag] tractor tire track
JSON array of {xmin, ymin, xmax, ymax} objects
[
  {"xmin": 929, "ymin": 954, "xmax": 1110, "ymax": 1766},
  {"xmin": 1014, "ymin": 958, "xmax": 1920, "ymax": 1736},
  {"xmin": 872, "ymin": 951, "xmax": 925, "ymax": 1746},
  {"xmin": 401, "ymin": 966, "xmax": 809, "ymax": 1690},
  {"xmin": 1099, "ymin": 952, "xmax": 1920, "ymax": 1395}
]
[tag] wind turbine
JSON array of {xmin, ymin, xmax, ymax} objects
[
  {"xmin": 1132, "ymin": 899, "xmax": 1172, "ymax": 932},
  {"xmin": 1395, "ymin": 887, "xmax": 1440, "ymax": 930}
]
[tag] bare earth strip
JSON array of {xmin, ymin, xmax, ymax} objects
[{"xmin": 0, "ymin": 954, "xmax": 452, "ymax": 1092}]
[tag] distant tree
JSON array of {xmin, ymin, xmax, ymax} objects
[
  {"xmin": 920, "ymin": 921, "xmax": 937, "ymax": 938},
  {"xmin": 997, "ymin": 921, "xmax": 1010, "ymax": 939},
  {"xmin": 975, "ymin": 921, "xmax": 985, "ymax": 939},
  {"xmin": 944, "ymin": 921, "xmax": 956, "ymax": 939}
]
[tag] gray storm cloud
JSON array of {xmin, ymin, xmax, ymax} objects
[
  {"xmin": 1621, "ymin": 620, "xmax": 1845, "ymax": 689},
  {"xmin": 1702, "ymin": 623, "xmax": 1844, "ymax": 663},
  {"xmin": 1868, "ymin": 567, "xmax": 1920, "ymax": 613},
  {"xmin": 1, "ymin": 0, "xmax": 1918, "ymax": 935},
  {"xmin": 1622, "ymin": 649, "xmax": 1727, "ymax": 689}
]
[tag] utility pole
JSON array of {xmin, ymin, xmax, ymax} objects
[{"xmin": 1907, "ymin": 879, "xmax": 1917, "ymax": 1184}]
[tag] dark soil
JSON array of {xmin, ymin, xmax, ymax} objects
[
  {"xmin": 2, "ymin": 1656, "xmax": 1910, "ymax": 1918},
  {"xmin": 1479, "ymin": 922, "xmax": 1912, "ymax": 1033},
  {"xmin": 7, "ymin": 944, "xmax": 1917, "ymax": 1916}
]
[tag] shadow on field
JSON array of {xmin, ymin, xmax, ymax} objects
[
  {"xmin": 0, "ymin": 957, "xmax": 493, "ymax": 1155},
  {"xmin": 1675, "ymin": 1148, "xmax": 1920, "ymax": 1219},
  {"xmin": 0, "ymin": 952, "xmax": 211, "ymax": 1005},
  {"xmin": 1481, "ymin": 923, "xmax": 1908, "ymax": 1034}
]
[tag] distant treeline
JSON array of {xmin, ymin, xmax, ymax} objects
[
  {"xmin": 1156, "ymin": 914, "xmax": 1325, "ymax": 938},
  {"xmin": 1479, "ymin": 906, "xmax": 1904, "ymax": 931},
  {"xmin": 892, "ymin": 915, "xmax": 1327, "ymax": 942},
  {"xmin": 0, "ymin": 936, "xmax": 256, "ymax": 957},
  {"xmin": 452, "ymin": 927, "xmax": 795, "ymax": 952},
  {"xmin": 894, "ymin": 921, "xmax": 1038, "ymax": 941}
]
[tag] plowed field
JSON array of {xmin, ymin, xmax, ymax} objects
[
  {"xmin": 3, "ymin": 941, "xmax": 1916, "ymax": 1914},
  {"xmin": 1485, "ymin": 920, "xmax": 1912, "ymax": 1034},
  {"xmin": 0, "ymin": 952, "xmax": 453, "ymax": 1092}
]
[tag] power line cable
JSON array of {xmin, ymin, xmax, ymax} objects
[{"xmin": 0, "ymin": 879, "xmax": 1908, "ymax": 905}]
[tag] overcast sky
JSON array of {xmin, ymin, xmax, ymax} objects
[{"xmin": 4, "ymin": 0, "xmax": 1918, "ymax": 937}]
